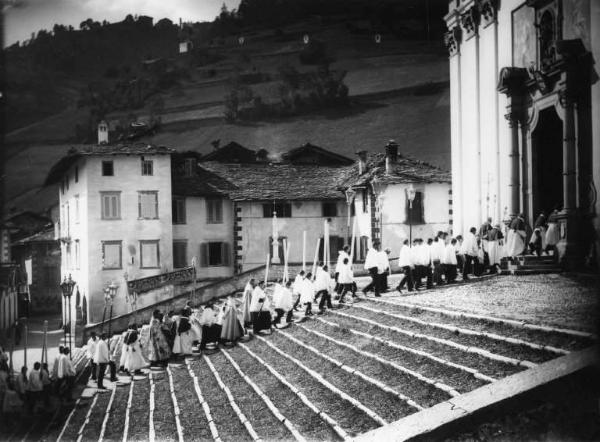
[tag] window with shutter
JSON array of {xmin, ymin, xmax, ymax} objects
[
  {"xmin": 406, "ymin": 191, "xmax": 425, "ymax": 224},
  {"xmin": 100, "ymin": 192, "xmax": 121, "ymax": 219},
  {"xmin": 221, "ymin": 242, "xmax": 231, "ymax": 266},
  {"xmin": 138, "ymin": 191, "xmax": 159, "ymax": 219},
  {"xmin": 102, "ymin": 161, "xmax": 114, "ymax": 176},
  {"xmin": 141, "ymin": 159, "xmax": 154, "ymax": 176},
  {"xmin": 262, "ymin": 202, "xmax": 292, "ymax": 218},
  {"xmin": 199, "ymin": 243, "xmax": 209, "ymax": 267},
  {"xmin": 206, "ymin": 199, "xmax": 223, "ymax": 224},
  {"xmin": 208, "ymin": 242, "xmax": 222, "ymax": 266},
  {"xmin": 322, "ymin": 202, "xmax": 338, "ymax": 217},
  {"xmin": 173, "ymin": 198, "xmax": 186, "ymax": 224},
  {"xmin": 102, "ymin": 241, "xmax": 122, "ymax": 269},
  {"xmin": 173, "ymin": 241, "xmax": 188, "ymax": 268},
  {"xmin": 140, "ymin": 240, "xmax": 160, "ymax": 268}
]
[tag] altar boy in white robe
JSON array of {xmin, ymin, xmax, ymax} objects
[{"xmin": 272, "ymin": 281, "xmax": 294, "ymax": 327}]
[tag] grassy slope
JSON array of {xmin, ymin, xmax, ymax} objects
[{"xmin": 5, "ymin": 23, "xmax": 450, "ymax": 214}]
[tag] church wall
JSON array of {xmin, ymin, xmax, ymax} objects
[
  {"xmin": 459, "ymin": 28, "xmax": 482, "ymax": 231},
  {"xmin": 479, "ymin": 20, "xmax": 501, "ymax": 224},
  {"xmin": 449, "ymin": 47, "xmax": 464, "ymax": 235}
]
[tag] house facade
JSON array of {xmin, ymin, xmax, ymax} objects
[
  {"xmin": 45, "ymin": 144, "xmax": 174, "ymax": 324},
  {"xmin": 47, "ymin": 138, "xmax": 452, "ymax": 324},
  {"xmin": 444, "ymin": 0, "xmax": 600, "ymax": 266},
  {"xmin": 347, "ymin": 142, "xmax": 452, "ymax": 258}
]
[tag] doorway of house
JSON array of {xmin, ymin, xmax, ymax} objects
[{"xmin": 531, "ymin": 107, "xmax": 564, "ymax": 219}]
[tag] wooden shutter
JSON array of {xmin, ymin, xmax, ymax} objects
[
  {"xmin": 222, "ymin": 242, "xmax": 231, "ymax": 266},
  {"xmin": 199, "ymin": 243, "xmax": 208, "ymax": 267}
]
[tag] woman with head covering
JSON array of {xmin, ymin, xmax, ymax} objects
[
  {"xmin": 148, "ymin": 310, "xmax": 172, "ymax": 366},
  {"xmin": 173, "ymin": 309, "xmax": 194, "ymax": 356},
  {"xmin": 123, "ymin": 324, "xmax": 148, "ymax": 377},
  {"xmin": 487, "ymin": 224, "xmax": 504, "ymax": 273},
  {"xmin": 220, "ymin": 297, "xmax": 244, "ymax": 344},
  {"xmin": 241, "ymin": 279, "xmax": 255, "ymax": 328}
]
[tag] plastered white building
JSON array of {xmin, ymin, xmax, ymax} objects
[{"xmin": 444, "ymin": 0, "xmax": 600, "ymax": 266}]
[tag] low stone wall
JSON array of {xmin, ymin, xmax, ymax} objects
[
  {"xmin": 80, "ymin": 261, "xmax": 375, "ymax": 344},
  {"xmin": 81, "ymin": 264, "xmax": 298, "ymax": 344}
]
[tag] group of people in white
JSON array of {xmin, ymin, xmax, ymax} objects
[
  {"xmin": 78, "ymin": 212, "xmax": 559, "ymax": 392},
  {"xmin": 0, "ymin": 344, "xmax": 77, "ymax": 416}
]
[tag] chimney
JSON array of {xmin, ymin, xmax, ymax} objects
[
  {"xmin": 356, "ymin": 150, "xmax": 368, "ymax": 175},
  {"xmin": 385, "ymin": 139, "xmax": 398, "ymax": 174},
  {"xmin": 98, "ymin": 120, "xmax": 109, "ymax": 145}
]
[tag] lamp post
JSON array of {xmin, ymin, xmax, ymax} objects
[
  {"xmin": 60, "ymin": 274, "xmax": 76, "ymax": 359},
  {"xmin": 272, "ymin": 210, "xmax": 280, "ymax": 264},
  {"xmin": 344, "ymin": 188, "xmax": 356, "ymax": 246},
  {"xmin": 105, "ymin": 282, "xmax": 118, "ymax": 337},
  {"xmin": 371, "ymin": 179, "xmax": 385, "ymax": 245},
  {"xmin": 407, "ymin": 184, "xmax": 416, "ymax": 246}
]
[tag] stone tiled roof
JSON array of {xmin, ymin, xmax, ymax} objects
[
  {"xmin": 199, "ymin": 161, "xmax": 355, "ymax": 201},
  {"xmin": 349, "ymin": 152, "xmax": 451, "ymax": 187},
  {"xmin": 172, "ymin": 167, "xmax": 236, "ymax": 197},
  {"xmin": 44, "ymin": 143, "xmax": 175, "ymax": 185}
]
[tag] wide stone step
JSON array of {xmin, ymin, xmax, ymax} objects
[
  {"xmin": 266, "ymin": 330, "xmax": 416, "ymax": 423},
  {"xmin": 359, "ymin": 297, "xmax": 594, "ymax": 352},
  {"xmin": 188, "ymin": 357, "xmax": 254, "ymax": 442},
  {"xmin": 315, "ymin": 313, "xmax": 524, "ymax": 379},
  {"xmin": 244, "ymin": 337, "xmax": 381, "ymax": 436},
  {"xmin": 501, "ymin": 268, "xmax": 562, "ymax": 275},
  {"xmin": 227, "ymin": 345, "xmax": 342, "ymax": 441},
  {"xmin": 168, "ymin": 362, "xmax": 213, "ymax": 441},
  {"xmin": 208, "ymin": 350, "xmax": 295, "ymax": 441},
  {"xmin": 334, "ymin": 306, "xmax": 558, "ymax": 365}
]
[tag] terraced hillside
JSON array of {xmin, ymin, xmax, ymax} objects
[{"xmin": 44, "ymin": 285, "xmax": 595, "ymax": 442}]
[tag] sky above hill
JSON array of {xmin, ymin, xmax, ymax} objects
[{"xmin": 3, "ymin": 0, "xmax": 241, "ymax": 46}]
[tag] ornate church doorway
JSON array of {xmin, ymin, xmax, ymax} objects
[{"xmin": 531, "ymin": 106, "xmax": 563, "ymax": 218}]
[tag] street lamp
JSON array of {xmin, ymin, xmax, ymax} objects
[
  {"xmin": 344, "ymin": 188, "xmax": 356, "ymax": 246},
  {"xmin": 407, "ymin": 184, "xmax": 416, "ymax": 246},
  {"xmin": 272, "ymin": 209, "xmax": 280, "ymax": 264},
  {"xmin": 371, "ymin": 179, "xmax": 385, "ymax": 245},
  {"xmin": 60, "ymin": 274, "xmax": 76, "ymax": 359},
  {"xmin": 104, "ymin": 282, "xmax": 118, "ymax": 337}
]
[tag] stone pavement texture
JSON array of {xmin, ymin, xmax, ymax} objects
[
  {"xmin": 377, "ymin": 273, "xmax": 599, "ymax": 332},
  {"xmin": 3, "ymin": 273, "xmax": 598, "ymax": 441}
]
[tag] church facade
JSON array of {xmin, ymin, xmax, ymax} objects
[{"xmin": 445, "ymin": 0, "xmax": 600, "ymax": 266}]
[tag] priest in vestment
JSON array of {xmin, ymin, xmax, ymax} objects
[
  {"xmin": 250, "ymin": 281, "xmax": 272, "ymax": 334},
  {"xmin": 506, "ymin": 214, "xmax": 527, "ymax": 259}
]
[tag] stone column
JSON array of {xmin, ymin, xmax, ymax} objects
[
  {"xmin": 560, "ymin": 90, "xmax": 577, "ymax": 212},
  {"xmin": 497, "ymin": 67, "xmax": 528, "ymax": 220},
  {"xmin": 506, "ymin": 113, "xmax": 521, "ymax": 218}
]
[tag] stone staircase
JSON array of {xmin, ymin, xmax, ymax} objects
[
  {"xmin": 12, "ymin": 293, "xmax": 594, "ymax": 442},
  {"xmin": 501, "ymin": 254, "xmax": 562, "ymax": 275}
]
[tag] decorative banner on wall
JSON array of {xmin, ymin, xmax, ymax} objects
[{"xmin": 127, "ymin": 266, "xmax": 195, "ymax": 293}]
